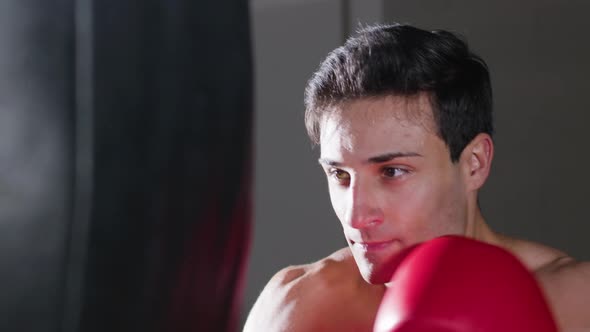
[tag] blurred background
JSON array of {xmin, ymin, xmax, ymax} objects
[
  {"xmin": 1, "ymin": 1, "xmax": 589, "ymax": 331},
  {"xmin": 1, "ymin": 1, "xmax": 252, "ymax": 331}
]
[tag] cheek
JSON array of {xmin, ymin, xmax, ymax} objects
[
  {"xmin": 328, "ymin": 185, "xmax": 347, "ymax": 223},
  {"xmin": 434, "ymin": 172, "xmax": 468, "ymax": 225},
  {"xmin": 387, "ymin": 176, "xmax": 466, "ymax": 240}
]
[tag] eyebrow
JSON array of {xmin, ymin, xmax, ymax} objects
[{"xmin": 318, "ymin": 152, "xmax": 423, "ymax": 167}]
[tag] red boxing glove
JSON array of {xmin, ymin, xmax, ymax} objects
[{"xmin": 373, "ymin": 236, "xmax": 558, "ymax": 332}]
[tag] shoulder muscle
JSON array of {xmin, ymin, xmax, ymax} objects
[
  {"xmin": 538, "ymin": 259, "xmax": 590, "ymax": 331},
  {"xmin": 243, "ymin": 248, "xmax": 367, "ymax": 332},
  {"xmin": 243, "ymin": 265, "xmax": 308, "ymax": 332}
]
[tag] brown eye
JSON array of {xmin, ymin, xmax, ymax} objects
[
  {"xmin": 335, "ymin": 170, "xmax": 350, "ymax": 180},
  {"xmin": 329, "ymin": 169, "xmax": 350, "ymax": 182},
  {"xmin": 382, "ymin": 167, "xmax": 406, "ymax": 178}
]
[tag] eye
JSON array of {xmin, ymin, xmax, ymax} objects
[
  {"xmin": 381, "ymin": 167, "xmax": 408, "ymax": 178},
  {"xmin": 328, "ymin": 169, "xmax": 350, "ymax": 183}
]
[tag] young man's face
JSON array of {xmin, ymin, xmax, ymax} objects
[{"xmin": 319, "ymin": 95, "xmax": 470, "ymax": 284}]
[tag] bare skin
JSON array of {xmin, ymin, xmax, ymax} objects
[
  {"xmin": 244, "ymin": 95, "xmax": 590, "ymax": 332},
  {"xmin": 244, "ymin": 239, "xmax": 590, "ymax": 332}
]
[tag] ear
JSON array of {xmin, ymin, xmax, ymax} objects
[{"xmin": 460, "ymin": 133, "xmax": 494, "ymax": 191}]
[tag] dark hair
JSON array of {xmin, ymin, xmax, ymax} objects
[{"xmin": 304, "ymin": 23, "xmax": 493, "ymax": 162}]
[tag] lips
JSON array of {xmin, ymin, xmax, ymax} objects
[{"xmin": 351, "ymin": 239, "xmax": 397, "ymax": 252}]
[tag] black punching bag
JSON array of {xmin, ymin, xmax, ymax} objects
[{"xmin": 0, "ymin": 1, "xmax": 252, "ymax": 332}]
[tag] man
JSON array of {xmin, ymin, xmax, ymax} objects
[{"xmin": 244, "ymin": 24, "xmax": 590, "ymax": 331}]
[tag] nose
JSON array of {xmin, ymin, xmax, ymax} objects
[{"xmin": 344, "ymin": 177, "xmax": 383, "ymax": 229}]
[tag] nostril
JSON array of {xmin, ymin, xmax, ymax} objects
[{"xmin": 351, "ymin": 217, "xmax": 382, "ymax": 229}]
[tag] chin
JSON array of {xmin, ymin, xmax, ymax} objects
[
  {"xmin": 353, "ymin": 245, "xmax": 418, "ymax": 284},
  {"xmin": 357, "ymin": 261, "xmax": 393, "ymax": 285}
]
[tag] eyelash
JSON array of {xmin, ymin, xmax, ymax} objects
[{"xmin": 381, "ymin": 166, "xmax": 408, "ymax": 178}]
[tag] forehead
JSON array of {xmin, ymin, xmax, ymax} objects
[{"xmin": 319, "ymin": 94, "xmax": 444, "ymax": 160}]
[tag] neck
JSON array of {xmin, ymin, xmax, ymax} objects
[{"xmin": 464, "ymin": 203, "xmax": 505, "ymax": 248}]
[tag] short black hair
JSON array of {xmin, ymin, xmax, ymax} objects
[{"xmin": 304, "ymin": 23, "xmax": 493, "ymax": 162}]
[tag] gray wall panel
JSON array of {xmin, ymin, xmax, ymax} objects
[
  {"xmin": 384, "ymin": 0, "xmax": 590, "ymax": 260},
  {"xmin": 244, "ymin": 0, "xmax": 345, "ymax": 324}
]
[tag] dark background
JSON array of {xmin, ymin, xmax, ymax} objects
[{"xmin": 1, "ymin": 0, "xmax": 252, "ymax": 331}]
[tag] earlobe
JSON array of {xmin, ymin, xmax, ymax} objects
[{"xmin": 463, "ymin": 133, "xmax": 494, "ymax": 191}]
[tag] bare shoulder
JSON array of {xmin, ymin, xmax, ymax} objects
[
  {"xmin": 536, "ymin": 257, "xmax": 590, "ymax": 332},
  {"xmin": 243, "ymin": 247, "xmax": 383, "ymax": 332},
  {"xmin": 243, "ymin": 247, "xmax": 354, "ymax": 332},
  {"xmin": 499, "ymin": 235, "xmax": 569, "ymax": 271},
  {"xmin": 504, "ymin": 236, "xmax": 590, "ymax": 331}
]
